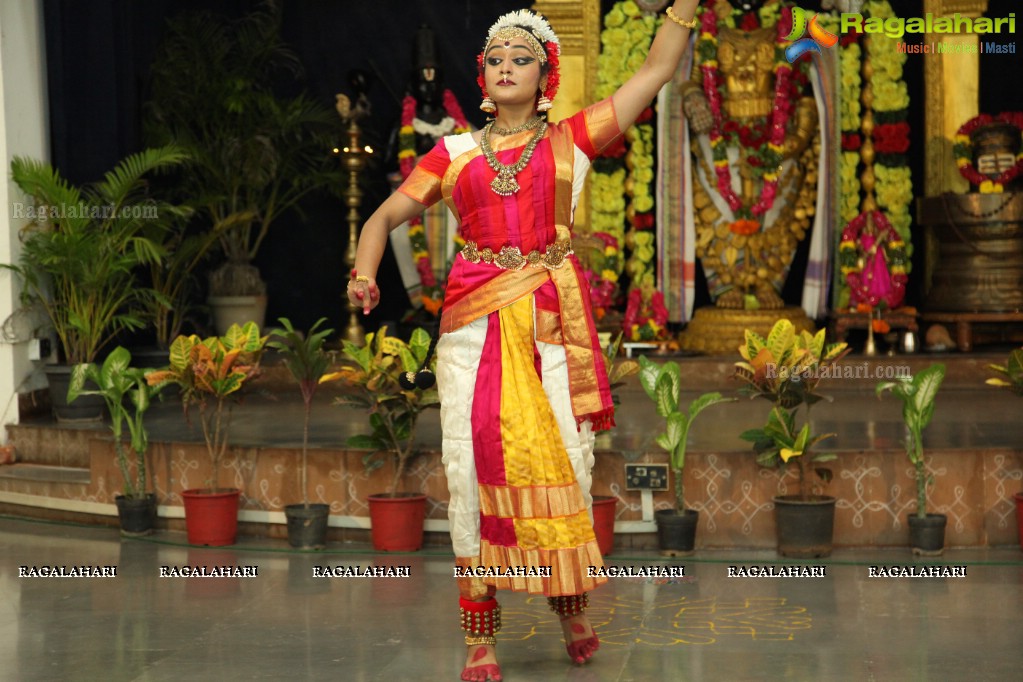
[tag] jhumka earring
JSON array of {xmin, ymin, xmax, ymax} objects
[
  {"xmin": 480, "ymin": 96, "xmax": 496, "ymax": 114},
  {"xmin": 536, "ymin": 96, "xmax": 553, "ymax": 113}
]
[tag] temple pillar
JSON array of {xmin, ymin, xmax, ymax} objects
[
  {"xmin": 922, "ymin": 0, "xmax": 988, "ymax": 196},
  {"xmin": 531, "ymin": 0, "xmax": 602, "ymax": 231}
]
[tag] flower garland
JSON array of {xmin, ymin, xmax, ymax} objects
[
  {"xmin": 862, "ymin": 0, "xmax": 911, "ymax": 243},
  {"xmin": 398, "ymin": 90, "xmax": 470, "ymax": 314},
  {"xmin": 838, "ymin": 210, "xmax": 907, "ymax": 308},
  {"xmin": 953, "ymin": 111, "xmax": 1023, "ymax": 193},
  {"xmin": 623, "ymin": 283, "xmax": 669, "ymax": 341},
  {"xmin": 696, "ymin": 3, "xmax": 797, "ymax": 220},
  {"xmin": 593, "ymin": 1, "xmax": 659, "ymax": 339}
]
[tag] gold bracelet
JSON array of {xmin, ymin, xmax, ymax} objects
[{"xmin": 666, "ymin": 6, "xmax": 698, "ymax": 30}]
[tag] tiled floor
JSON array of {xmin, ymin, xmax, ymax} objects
[{"xmin": 2, "ymin": 516, "xmax": 1021, "ymax": 681}]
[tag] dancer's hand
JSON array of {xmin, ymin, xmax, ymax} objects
[{"xmin": 347, "ymin": 269, "xmax": 380, "ymax": 315}]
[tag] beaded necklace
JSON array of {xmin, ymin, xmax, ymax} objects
[
  {"xmin": 491, "ymin": 116, "xmax": 544, "ymax": 136},
  {"xmin": 480, "ymin": 119, "xmax": 548, "ymax": 196}
]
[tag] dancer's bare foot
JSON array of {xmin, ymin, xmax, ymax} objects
[
  {"xmin": 559, "ymin": 612, "xmax": 599, "ymax": 664},
  {"xmin": 461, "ymin": 643, "xmax": 501, "ymax": 681}
]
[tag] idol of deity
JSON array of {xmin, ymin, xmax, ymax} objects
[{"xmin": 681, "ymin": 0, "xmax": 825, "ymax": 310}]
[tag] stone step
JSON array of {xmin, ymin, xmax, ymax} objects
[
  {"xmin": 4, "ymin": 423, "xmax": 101, "ymax": 468},
  {"xmin": 0, "ymin": 462, "xmax": 90, "ymax": 485}
]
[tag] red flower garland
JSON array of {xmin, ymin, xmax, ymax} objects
[
  {"xmin": 954, "ymin": 111, "xmax": 1023, "ymax": 191},
  {"xmin": 699, "ymin": 6, "xmax": 797, "ymax": 219}
]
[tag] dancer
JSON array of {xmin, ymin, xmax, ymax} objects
[{"xmin": 348, "ymin": 4, "xmax": 700, "ymax": 680}]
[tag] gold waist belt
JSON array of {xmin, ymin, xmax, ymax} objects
[{"xmin": 460, "ymin": 239, "xmax": 573, "ymax": 271}]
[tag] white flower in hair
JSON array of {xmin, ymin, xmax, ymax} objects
[{"xmin": 486, "ymin": 9, "xmax": 560, "ymax": 54}]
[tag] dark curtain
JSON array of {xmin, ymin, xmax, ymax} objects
[{"xmin": 39, "ymin": 0, "xmax": 1023, "ymax": 335}]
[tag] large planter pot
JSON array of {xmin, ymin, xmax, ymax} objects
[
  {"xmin": 1015, "ymin": 492, "xmax": 1023, "ymax": 551},
  {"xmin": 285, "ymin": 503, "xmax": 330, "ymax": 550},
  {"xmin": 908, "ymin": 513, "xmax": 947, "ymax": 556},
  {"xmin": 654, "ymin": 508, "xmax": 699, "ymax": 557},
  {"xmin": 367, "ymin": 493, "xmax": 427, "ymax": 552},
  {"xmin": 774, "ymin": 495, "xmax": 836, "ymax": 558},
  {"xmin": 43, "ymin": 365, "xmax": 104, "ymax": 422},
  {"xmin": 181, "ymin": 488, "xmax": 240, "ymax": 546},
  {"xmin": 208, "ymin": 295, "xmax": 267, "ymax": 336},
  {"xmin": 115, "ymin": 493, "xmax": 157, "ymax": 536},
  {"xmin": 591, "ymin": 496, "xmax": 617, "ymax": 556}
]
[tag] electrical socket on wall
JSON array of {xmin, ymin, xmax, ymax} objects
[{"xmin": 28, "ymin": 338, "xmax": 51, "ymax": 361}]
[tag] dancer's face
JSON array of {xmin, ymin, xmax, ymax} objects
[{"xmin": 483, "ymin": 39, "xmax": 542, "ymax": 107}]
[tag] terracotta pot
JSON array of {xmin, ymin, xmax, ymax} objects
[
  {"xmin": 367, "ymin": 493, "xmax": 426, "ymax": 551},
  {"xmin": 181, "ymin": 488, "xmax": 240, "ymax": 546},
  {"xmin": 591, "ymin": 496, "xmax": 617, "ymax": 556}
]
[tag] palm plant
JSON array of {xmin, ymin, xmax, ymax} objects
[
  {"xmin": 5, "ymin": 147, "xmax": 189, "ymax": 363},
  {"xmin": 267, "ymin": 317, "xmax": 334, "ymax": 507},
  {"xmin": 144, "ymin": 2, "xmax": 340, "ymax": 297}
]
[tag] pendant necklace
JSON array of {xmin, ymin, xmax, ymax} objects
[{"xmin": 480, "ymin": 119, "xmax": 547, "ymax": 196}]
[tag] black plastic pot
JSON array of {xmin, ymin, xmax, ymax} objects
[
  {"xmin": 655, "ymin": 509, "xmax": 699, "ymax": 556},
  {"xmin": 908, "ymin": 513, "xmax": 947, "ymax": 556},
  {"xmin": 44, "ymin": 365, "xmax": 104, "ymax": 422},
  {"xmin": 115, "ymin": 493, "xmax": 157, "ymax": 536},
  {"xmin": 774, "ymin": 495, "xmax": 836, "ymax": 558},
  {"xmin": 285, "ymin": 503, "xmax": 330, "ymax": 550}
]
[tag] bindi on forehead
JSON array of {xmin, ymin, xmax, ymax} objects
[{"xmin": 485, "ymin": 41, "xmax": 535, "ymax": 56}]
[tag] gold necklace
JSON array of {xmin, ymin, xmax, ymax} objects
[
  {"xmin": 480, "ymin": 120, "xmax": 547, "ymax": 196},
  {"xmin": 490, "ymin": 116, "xmax": 544, "ymax": 136}
]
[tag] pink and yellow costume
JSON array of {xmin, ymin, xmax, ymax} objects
[{"xmin": 398, "ymin": 98, "xmax": 622, "ymax": 600}]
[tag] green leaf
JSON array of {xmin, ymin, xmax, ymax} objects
[
  {"xmin": 637, "ymin": 355, "xmax": 661, "ymax": 401},
  {"xmin": 347, "ymin": 434, "xmax": 385, "ymax": 450},
  {"xmin": 408, "ymin": 327, "xmax": 432, "ymax": 365},
  {"xmin": 687, "ymin": 392, "xmax": 735, "ymax": 420},
  {"xmin": 912, "ymin": 363, "xmax": 945, "ymax": 429},
  {"xmin": 654, "ymin": 374, "xmax": 677, "ymax": 418}
]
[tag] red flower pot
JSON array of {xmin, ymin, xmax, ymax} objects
[
  {"xmin": 367, "ymin": 493, "xmax": 427, "ymax": 551},
  {"xmin": 591, "ymin": 496, "xmax": 617, "ymax": 556},
  {"xmin": 181, "ymin": 488, "xmax": 240, "ymax": 547}
]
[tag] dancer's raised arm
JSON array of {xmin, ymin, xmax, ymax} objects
[{"xmin": 611, "ymin": 0, "xmax": 702, "ymax": 131}]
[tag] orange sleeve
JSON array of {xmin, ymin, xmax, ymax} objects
[
  {"xmin": 396, "ymin": 138, "xmax": 452, "ymax": 207},
  {"xmin": 561, "ymin": 97, "xmax": 622, "ymax": 160}
]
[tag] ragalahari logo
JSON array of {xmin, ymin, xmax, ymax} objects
[{"xmin": 785, "ymin": 7, "xmax": 839, "ymax": 62}]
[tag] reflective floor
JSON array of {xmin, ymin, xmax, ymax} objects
[{"xmin": 2, "ymin": 516, "xmax": 1021, "ymax": 682}]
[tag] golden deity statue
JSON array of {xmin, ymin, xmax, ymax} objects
[{"xmin": 681, "ymin": 0, "xmax": 820, "ymax": 311}]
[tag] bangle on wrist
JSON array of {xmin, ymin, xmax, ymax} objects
[{"xmin": 665, "ymin": 6, "xmax": 698, "ymax": 30}]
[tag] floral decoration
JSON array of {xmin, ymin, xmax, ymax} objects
[
  {"xmin": 696, "ymin": 2, "xmax": 799, "ymax": 222},
  {"xmin": 398, "ymin": 89, "xmax": 470, "ymax": 314},
  {"xmin": 953, "ymin": 111, "xmax": 1023, "ymax": 193}
]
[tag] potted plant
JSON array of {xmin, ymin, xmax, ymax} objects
[
  {"xmin": 637, "ymin": 356, "xmax": 735, "ymax": 555},
  {"xmin": 877, "ymin": 363, "xmax": 948, "ymax": 555},
  {"xmin": 3, "ymin": 147, "xmax": 189, "ymax": 420},
  {"xmin": 986, "ymin": 348, "xmax": 1023, "ymax": 549},
  {"xmin": 590, "ymin": 333, "xmax": 640, "ymax": 555},
  {"xmin": 325, "ymin": 326, "xmax": 439, "ymax": 551},
  {"xmin": 144, "ymin": 3, "xmax": 340, "ymax": 333},
  {"xmin": 67, "ymin": 346, "xmax": 167, "ymax": 536},
  {"xmin": 267, "ymin": 317, "xmax": 334, "ymax": 549},
  {"xmin": 734, "ymin": 319, "xmax": 848, "ymax": 558},
  {"xmin": 145, "ymin": 321, "xmax": 268, "ymax": 546}
]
